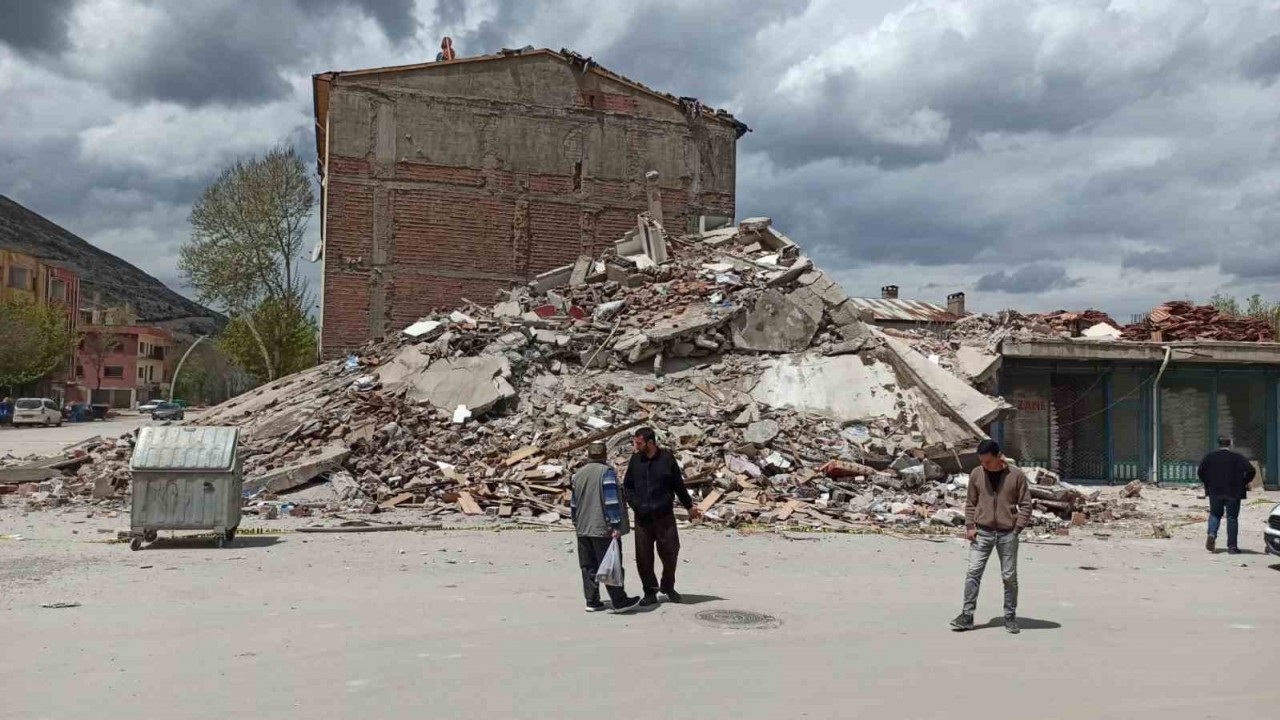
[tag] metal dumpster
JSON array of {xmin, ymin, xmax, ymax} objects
[{"xmin": 128, "ymin": 426, "xmax": 242, "ymax": 551}]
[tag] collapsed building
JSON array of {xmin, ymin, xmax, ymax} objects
[
  {"xmin": 5, "ymin": 216, "xmax": 1160, "ymax": 535},
  {"xmin": 312, "ymin": 48, "xmax": 746, "ymax": 359}
]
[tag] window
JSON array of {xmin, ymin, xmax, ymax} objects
[
  {"xmin": 138, "ymin": 367, "xmax": 145, "ymax": 380},
  {"xmin": 104, "ymin": 366, "xmax": 124, "ymax": 379},
  {"xmin": 49, "ymin": 278, "xmax": 66, "ymax": 302},
  {"xmin": 75, "ymin": 365, "xmax": 84, "ymax": 378},
  {"xmin": 8, "ymin": 266, "xmax": 29, "ymax": 290}
]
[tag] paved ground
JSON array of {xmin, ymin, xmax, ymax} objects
[
  {"xmin": 0, "ymin": 412, "xmax": 202, "ymax": 457},
  {"xmin": 2, "ymin": 494, "xmax": 1276, "ymax": 720}
]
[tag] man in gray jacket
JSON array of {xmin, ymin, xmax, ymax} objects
[{"xmin": 571, "ymin": 442, "xmax": 641, "ymax": 614}]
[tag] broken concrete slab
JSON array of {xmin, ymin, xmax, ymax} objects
[
  {"xmin": 731, "ymin": 290, "xmax": 819, "ymax": 353},
  {"xmin": 530, "ymin": 264, "xmax": 574, "ymax": 294},
  {"xmin": 881, "ymin": 334, "xmax": 1005, "ymax": 427},
  {"xmin": 569, "ymin": 256, "xmax": 592, "ymax": 286},
  {"xmin": 787, "ymin": 286, "xmax": 825, "ymax": 325},
  {"xmin": 243, "ymin": 444, "xmax": 351, "ymax": 497},
  {"xmin": 744, "ymin": 419, "xmax": 781, "ymax": 446},
  {"xmin": 750, "ymin": 353, "xmax": 901, "ymax": 422},
  {"xmin": 0, "ymin": 467, "xmax": 64, "ymax": 485},
  {"xmin": 393, "ymin": 355, "xmax": 517, "ymax": 415},
  {"xmin": 956, "ymin": 346, "xmax": 1002, "ymax": 384}
]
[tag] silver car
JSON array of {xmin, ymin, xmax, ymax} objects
[
  {"xmin": 1265, "ymin": 503, "xmax": 1280, "ymax": 556},
  {"xmin": 150, "ymin": 402, "xmax": 185, "ymax": 422}
]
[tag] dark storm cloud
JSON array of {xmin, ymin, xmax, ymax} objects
[
  {"xmin": 975, "ymin": 264, "xmax": 1082, "ymax": 294},
  {"xmin": 1241, "ymin": 34, "xmax": 1280, "ymax": 82},
  {"xmin": 0, "ymin": 0, "xmax": 76, "ymax": 54},
  {"xmin": 297, "ymin": 0, "xmax": 418, "ymax": 43},
  {"xmin": 432, "ymin": 0, "xmax": 469, "ymax": 27}
]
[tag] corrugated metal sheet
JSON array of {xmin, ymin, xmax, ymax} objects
[
  {"xmin": 130, "ymin": 426, "xmax": 239, "ymax": 472},
  {"xmin": 847, "ymin": 297, "xmax": 959, "ymax": 323}
]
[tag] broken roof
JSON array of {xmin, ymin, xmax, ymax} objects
[
  {"xmin": 846, "ymin": 297, "xmax": 962, "ymax": 324},
  {"xmin": 312, "ymin": 47, "xmax": 749, "ymax": 166}
]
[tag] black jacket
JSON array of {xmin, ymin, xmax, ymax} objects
[
  {"xmin": 1197, "ymin": 448, "xmax": 1255, "ymax": 499},
  {"xmin": 623, "ymin": 448, "xmax": 692, "ymax": 520}
]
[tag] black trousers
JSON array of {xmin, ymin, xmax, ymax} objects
[
  {"xmin": 577, "ymin": 536, "xmax": 629, "ymax": 605},
  {"xmin": 634, "ymin": 512, "xmax": 681, "ymax": 594}
]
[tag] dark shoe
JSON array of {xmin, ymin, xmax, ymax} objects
[
  {"xmin": 639, "ymin": 594, "xmax": 659, "ymax": 607},
  {"xmin": 1228, "ymin": 547, "xmax": 1241, "ymax": 555},
  {"xmin": 1206, "ymin": 535, "xmax": 1216, "ymax": 552},
  {"xmin": 950, "ymin": 613, "xmax": 974, "ymax": 631},
  {"xmin": 1004, "ymin": 616, "xmax": 1020, "ymax": 634},
  {"xmin": 662, "ymin": 589, "xmax": 683, "ymax": 603},
  {"xmin": 585, "ymin": 601, "xmax": 606, "ymax": 612},
  {"xmin": 610, "ymin": 596, "xmax": 641, "ymax": 614}
]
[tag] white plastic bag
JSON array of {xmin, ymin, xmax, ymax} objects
[{"xmin": 594, "ymin": 538, "xmax": 624, "ymax": 587}]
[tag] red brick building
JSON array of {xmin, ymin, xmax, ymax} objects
[
  {"xmin": 312, "ymin": 48, "xmax": 744, "ymax": 358},
  {"xmin": 76, "ymin": 305, "xmax": 172, "ymax": 408}
]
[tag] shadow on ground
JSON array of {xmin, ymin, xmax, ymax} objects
[
  {"xmin": 974, "ymin": 616, "xmax": 1061, "ymax": 631},
  {"xmin": 671, "ymin": 594, "xmax": 724, "ymax": 606},
  {"xmin": 139, "ymin": 535, "xmax": 282, "ymax": 550}
]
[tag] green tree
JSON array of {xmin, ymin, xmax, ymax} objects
[
  {"xmin": 216, "ymin": 297, "xmax": 317, "ymax": 382},
  {"xmin": 1209, "ymin": 292, "xmax": 1240, "ymax": 316},
  {"xmin": 0, "ymin": 298, "xmax": 73, "ymax": 391},
  {"xmin": 179, "ymin": 143, "xmax": 316, "ymax": 380}
]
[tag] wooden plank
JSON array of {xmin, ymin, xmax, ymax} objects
[
  {"xmin": 457, "ymin": 491, "xmax": 483, "ymax": 515},
  {"xmin": 777, "ymin": 500, "xmax": 802, "ymax": 521},
  {"xmin": 379, "ymin": 492, "xmax": 414, "ymax": 510},
  {"xmin": 504, "ymin": 446, "xmax": 542, "ymax": 466},
  {"xmin": 544, "ymin": 416, "xmax": 649, "ymax": 458},
  {"xmin": 697, "ymin": 489, "xmax": 723, "ymax": 513}
]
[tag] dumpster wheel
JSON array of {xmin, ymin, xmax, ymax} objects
[
  {"xmin": 129, "ymin": 537, "xmax": 143, "ymax": 551},
  {"xmin": 143, "ymin": 530, "xmax": 158, "ymax": 542},
  {"xmin": 225, "ymin": 526, "xmax": 237, "ymax": 544}
]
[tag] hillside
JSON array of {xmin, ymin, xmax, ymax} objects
[{"xmin": 0, "ymin": 194, "xmax": 225, "ymax": 336}]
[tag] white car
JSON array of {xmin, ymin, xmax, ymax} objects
[
  {"xmin": 13, "ymin": 398, "xmax": 62, "ymax": 427},
  {"xmin": 1265, "ymin": 503, "xmax": 1280, "ymax": 556},
  {"xmin": 137, "ymin": 400, "xmax": 163, "ymax": 413}
]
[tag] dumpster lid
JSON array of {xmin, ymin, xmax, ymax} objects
[{"xmin": 130, "ymin": 426, "xmax": 239, "ymax": 472}]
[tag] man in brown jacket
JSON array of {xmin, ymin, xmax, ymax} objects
[{"xmin": 951, "ymin": 439, "xmax": 1031, "ymax": 634}]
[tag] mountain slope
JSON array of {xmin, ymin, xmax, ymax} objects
[{"xmin": 0, "ymin": 194, "xmax": 225, "ymax": 336}]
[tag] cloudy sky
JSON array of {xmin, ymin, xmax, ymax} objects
[{"xmin": 2, "ymin": 0, "xmax": 1279, "ymax": 318}]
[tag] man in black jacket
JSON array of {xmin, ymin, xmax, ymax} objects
[
  {"xmin": 624, "ymin": 427, "xmax": 700, "ymax": 606},
  {"xmin": 1197, "ymin": 436, "xmax": 1256, "ymax": 554}
]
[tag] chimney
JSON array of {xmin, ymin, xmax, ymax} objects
[
  {"xmin": 881, "ymin": 285, "xmax": 899, "ymax": 300},
  {"xmin": 947, "ymin": 292, "xmax": 966, "ymax": 317}
]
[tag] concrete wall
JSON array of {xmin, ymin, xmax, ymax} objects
[{"xmin": 320, "ymin": 54, "xmax": 739, "ymax": 357}]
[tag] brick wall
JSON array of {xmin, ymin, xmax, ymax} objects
[{"xmin": 319, "ymin": 60, "xmax": 738, "ymax": 358}]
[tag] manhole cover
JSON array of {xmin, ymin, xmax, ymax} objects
[{"xmin": 694, "ymin": 609, "xmax": 781, "ymax": 629}]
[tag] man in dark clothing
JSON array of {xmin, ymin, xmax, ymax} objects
[
  {"xmin": 571, "ymin": 442, "xmax": 640, "ymax": 614},
  {"xmin": 624, "ymin": 426, "xmax": 700, "ymax": 606},
  {"xmin": 951, "ymin": 439, "xmax": 1031, "ymax": 635},
  {"xmin": 1198, "ymin": 436, "xmax": 1256, "ymax": 554}
]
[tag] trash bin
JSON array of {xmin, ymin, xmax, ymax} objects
[
  {"xmin": 127, "ymin": 426, "xmax": 242, "ymax": 551},
  {"xmin": 90, "ymin": 404, "xmax": 110, "ymax": 421}
]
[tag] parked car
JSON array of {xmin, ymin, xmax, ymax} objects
[
  {"xmin": 151, "ymin": 402, "xmax": 185, "ymax": 422},
  {"xmin": 138, "ymin": 400, "xmax": 163, "ymax": 413},
  {"xmin": 1265, "ymin": 503, "xmax": 1280, "ymax": 556},
  {"xmin": 13, "ymin": 398, "xmax": 62, "ymax": 427}
]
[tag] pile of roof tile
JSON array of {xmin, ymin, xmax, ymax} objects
[{"xmin": 1121, "ymin": 302, "xmax": 1276, "ymax": 342}]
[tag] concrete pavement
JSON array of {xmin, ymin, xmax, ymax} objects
[
  {"xmin": 0, "ymin": 412, "xmax": 202, "ymax": 457},
  {"xmin": 1, "ymin": 502, "xmax": 1276, "ymax": 720}
]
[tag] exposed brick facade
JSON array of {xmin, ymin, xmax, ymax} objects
[{"xmin": 316, "ymin": 51, "xmax": 740, "ymax": 358}]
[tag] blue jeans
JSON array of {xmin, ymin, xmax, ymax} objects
[
  {"xmin": 1207, "ymin": 496, "xmax": 1241, "ymax": 548},
  {"xmin": 962, "ymin": 529, "xmax": 1019, "ymax": 618}
]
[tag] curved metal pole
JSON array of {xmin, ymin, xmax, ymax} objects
[{"xmin": 169, "ymin": 335, "xmax": 208, "ymax": 403}]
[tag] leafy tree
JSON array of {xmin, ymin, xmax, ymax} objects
[
  {"xmin": 216, "ymin": 297, "xmax": 317, "ymax": 382},
  {"xmin": 1209, "ymin": 292, "xmax": 1240, "ymax": 316},
  {"xmin": 0, "ymin": 298, "xmax": 73, "ymax": 391},
  {"xmin": 179, "ymin": 143, "xmax": 316, "ymax": 380}
]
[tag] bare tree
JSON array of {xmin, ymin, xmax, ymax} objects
[
  {"xmin": 179, "ymin": 143, "xmax": 316, "ymax": 381},
  {"xmin": 80, "ymin": 329, "xmax": 124, "ymax": 398}
]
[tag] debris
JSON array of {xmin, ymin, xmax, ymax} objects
[
  {"xmin": 1120, "ymin": 480, "xmax": 1144, "ymax": 499},
  {"xmin": 41, "ymin": 602, "xmax": 81, "ymax": 609}
]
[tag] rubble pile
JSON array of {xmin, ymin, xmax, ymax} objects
[
  {"xmin": 2, "ymin": 215, "xmax": 1154, "ymax": 535},
  {"xmin": 1121, "ymin": 301, "xmax": 1276, "ymax": 342},
  {"xmin": 1021, "ymin": 469, "xmax": 1148, "ymax": 531},
  {"xmin": 1035, "ymin": 309, "xmax": 1120, "ymax": 336}
]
